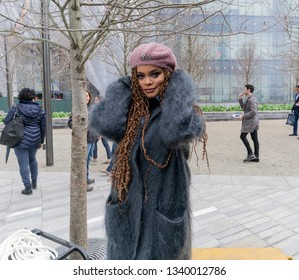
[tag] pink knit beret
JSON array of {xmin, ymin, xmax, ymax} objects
[{"xmin": 129, "ymin": 43, "xmax": 177, "ymax": 72}]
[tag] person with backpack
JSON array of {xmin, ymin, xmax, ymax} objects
[{"xmin": 3, "ymin": 88, "xmax": 46, "ymax": 195}]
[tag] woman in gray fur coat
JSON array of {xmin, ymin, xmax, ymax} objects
[{"xmin": 91, "ymin": 43, "xmax": 206, "ymax": 260}]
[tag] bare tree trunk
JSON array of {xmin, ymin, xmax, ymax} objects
[
  {"xmin": 187, "ymin": 35, "xmax": 192, "ymax": 73},
  {"xmin": 68, "ymin": 0, "xmax": 88, "ymax": 259},
  {"xmin": 4, "ymin": 36, "xmax": 14, "ymax": 109}
]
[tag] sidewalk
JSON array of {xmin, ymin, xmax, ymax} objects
[
  {"xmin": 1, "ymin": 171, "xmax": 299, "ymax": 259},
  {"xmin": 1, "ymin": 119, "xmax": 299, "ymax": 259}
]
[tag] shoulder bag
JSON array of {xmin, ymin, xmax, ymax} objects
[
  {"xmin": 286, "ymin": 111, "xmax": 295, "ymax": 126},
  {"xmin": 0, "ymin": 106, "xmax": 24, "ymax": 147}
]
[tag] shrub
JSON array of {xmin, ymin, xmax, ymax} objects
[
  {"xmin": 52, "ymin": 112, "xmax": 71, "ymax": 118},
  {"xmin": 201, "ymin": 104, "xmax": 292, "ymax": 112}
]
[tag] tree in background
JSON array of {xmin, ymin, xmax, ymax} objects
[
  {"xmin": 177, "ymin": 34, "xmax": 212, "ymax": 99},
  {"xmin": 235, "ymin": 39, "xmax": 261, "ymax": 87},
  {"xmin": 267, "ymin": 0, "xmax": 299, "ymax": 99}
]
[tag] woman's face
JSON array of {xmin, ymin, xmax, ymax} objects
[
  {"xmin": 85, "ymin": 91, "xmax": 90, "ymax": 104},
  {"xmin": 136, "ymin": 65, "xmax": 165, "ymax": 99}
]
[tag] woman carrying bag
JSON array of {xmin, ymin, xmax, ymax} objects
[{"xmin": 3, "ymin": 88, "xmax": 46, "ymax": 195}]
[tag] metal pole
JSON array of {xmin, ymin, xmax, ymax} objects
[
  {"xmin": 4, "ymin": 36, "xmax": 13, "ymax": 109},
  {"xmin": 41, "ymin": 0, "xmax": 54, "ymax": 166}
]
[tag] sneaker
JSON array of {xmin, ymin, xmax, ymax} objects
[
  {"xmin": 243, "ymin": 154, "xmax": 256, "ymax": 162},
  {"xmin": 289, "ymin": 134, "xmax": 298, "ymax": 136},
  {"xmin": 99, "ymin": 169, "xmax": 110, "ymax": 176},
  {"xmin": 250, "ymin": 157, "xmax": 260, "ymax": 162},
  {"xmin": 21, "ymin": 189, "xmax": 32, "ymax": 195},
  {"xmin": 87, "ymin": 185, "xmax": 94, "ymax": 192},
  {"xmin": 102, "ymin": 159, "xmax": 111, "ymax": 164},
  {"xmin": 87, "ymin": 178, "xmax": 95, "ymax": 185}
]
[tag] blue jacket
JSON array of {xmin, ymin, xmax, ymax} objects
[
  {"xmin": 91, "ymin": 70, "xmax": 205, "ymax": 260},
  {"xmin": 4, "ymin": 101, "xmax": 46, "ymax": 148}
]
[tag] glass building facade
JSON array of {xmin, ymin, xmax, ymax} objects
[{"xmin": 189, "ymin": 0, "xmax": 297, "ymax": 104}]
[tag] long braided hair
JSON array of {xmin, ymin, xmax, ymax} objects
[{"xmin": 110, "ymin": 68, "xmax": 208, "ymax": 202}]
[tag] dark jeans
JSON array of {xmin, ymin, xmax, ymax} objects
[
  {"xmin": 293, "ymin": 110, "xmax": 299, "ymax": 135},
  {"xmin": 14, "ymin": 147, "xmax": 38, "ymax": 190},
  {"xmin": 93, "ymin": 137, "xmax": 112, "ymax": 159},
  {"xmin": 107, "ymin": 142, "xmax": 118, "ymax": 172},
  {"xmin": 87, "ymin": 142, "xmax": 95, "ymax": 180},
  {"xmin": 240, "ymin": 130, "xmax": 259, "ymax": 158}
]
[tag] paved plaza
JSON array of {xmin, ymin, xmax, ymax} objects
[{"xmin": 1, "ymin": 120, "xmax": 299, "ymax": 259}]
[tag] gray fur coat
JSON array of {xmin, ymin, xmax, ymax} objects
[
  {"xmin": 239, "ymin": 95, "xmax": 259, "ymax": 133},
  {"xmin": 90, "ymin": 69, "xmax": 205, "ymax": 260}
]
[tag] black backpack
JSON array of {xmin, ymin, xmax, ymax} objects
[{"xmin": 0, "ymin": 106, "xmax": 24, "ymax": 148}]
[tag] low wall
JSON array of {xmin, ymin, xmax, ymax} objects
[
  {"xmin": 0, "ymin": 111, "xmax": 290, "ymax": 132},
  {"xmin": 203, "ymin": 111, "xmax": 289, "ymax": 122}
]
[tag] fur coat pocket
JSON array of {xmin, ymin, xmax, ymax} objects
[
  {"xmin": 154, "ymin": 209, "xmax": 190, "ymax": 259},
  {"xmin": 105, "ymin": 197, "xmax": 135, "ymax": 259}
]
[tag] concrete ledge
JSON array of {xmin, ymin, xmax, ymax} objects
[
  {"xmin": 0, "ymin": 112, "xmax": 289, "ymax": 132},
  {"xmin": 204, "ymin": 111, "xmax": 289, "ymax": 122},
  {"xmin": 51, "ymin": 117, "xmax": 69, "ymax": 128}
]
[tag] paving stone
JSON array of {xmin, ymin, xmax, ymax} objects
[
  {"xmin": 237, "ymin": 213, "xmax": 265, "ymax": 225},
  {"xmin": 219, "ymin": 229, "xmax": 252, "ymax": 245},
  {"xmin": 214, "ymin": 225, "xmax": 245, "ymax": 240},
  {"xmin": 225, "ymin": 234, "xmax": 269, "ymax": 248},
  {"xmin": 265, "ymin": 229, "xmax": 296, "ymax": 245},
  {"xmin": 242, "ymin": 217, "xmax": 272, "ymax": 229},
  {"xmin": 193, "ymin": 238, "xmax": 221, "ymax": 248},
  {"xmin": 250, "ymin": 220, "xmax": 280, "ymax": 234},
  {"xmin": 270, "ymin": 209, "xmax": 297, "ymax": 220},
  {"xmin": 229, "ymin": 209, "xmax": 259, "ymax": 220},
  {"xmin": 264, "ymin": 206, "xmax": 292, "ymax": 217},
  {"xmin": 276, "ymin": 213, "xmax": 299, "ymax": 227},
  {"xmin": 257, "ymin": 225, "xmax": 287, "ymax": 239}
]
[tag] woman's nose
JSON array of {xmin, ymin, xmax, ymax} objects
[{"xmin": 144, "ymin": 76, "xmax": 153, "ymax": 85}]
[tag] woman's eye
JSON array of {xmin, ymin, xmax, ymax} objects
[
  {"xmin": 137, "ymin": 74, "xmax": 144, "ymax": 80},
  {"xmin": 151, "ymin": 72, "xmax": 161, "ymax": 78}
]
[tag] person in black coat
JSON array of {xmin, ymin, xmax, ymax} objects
[
  {"xmin": 3, "ymin": 88, "xmax": 46, "ymax": 195},
  {"xmin": 91, "ymin": 43, "xmax": 206, "ymax": 259},
  {"xmin": 289, "ymin": 85, "xmax": 299, "ymax": 136}
]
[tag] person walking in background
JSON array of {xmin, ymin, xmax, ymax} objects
[
  {"xmin": 92, "ymin": 137, "xmax": 112, "ymax": 164},
  {"xmin": 92, "ymin": 95, "xmax": 112, "ymax": 164},
  {"xmin": 91, "ymin": 42, "xmax": 206, "ymax": 260},
  {"xmin": 238, "ymin": 84, "xmax": 260, "ymax": 163},
  {"xmin": 289, "ymin": 85, "xmax": 299, "ymax": 137},
  {"xmin": 68, "ymin": 89, "xmax": 97, "ymax": 192},
  {"xmin": 3, "ymin": 88, "xmax": 46, "ymax": 195},
  {"xmin": 99, "ymin": 142, "xmax": 117, "ymax": 176}
]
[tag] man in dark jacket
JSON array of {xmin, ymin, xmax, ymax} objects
[
  {"xmin": 3, "ymin": 88, "xmax": 46, "ymax": 195},
  {"xmin": 289, "ymin": 85, "xmax": 299, "ymax": 136}
]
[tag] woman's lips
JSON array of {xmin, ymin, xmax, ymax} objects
[{"xmin": 144, "ymin": 88, "xmax": 156, "ymax": 93}]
